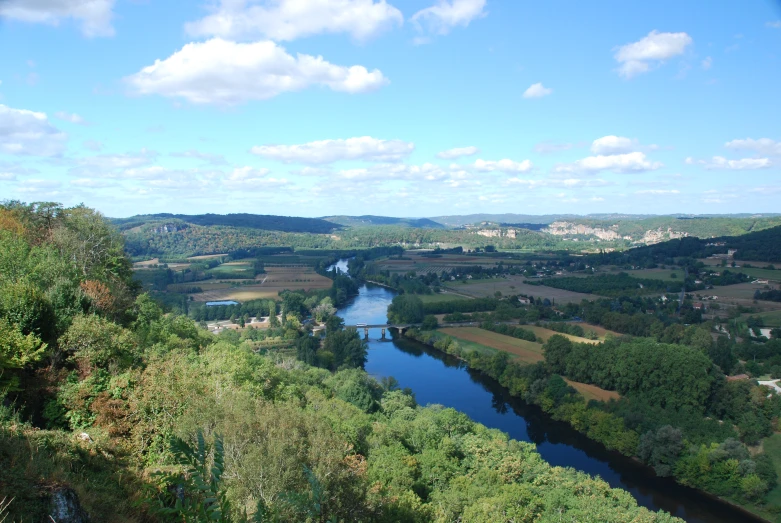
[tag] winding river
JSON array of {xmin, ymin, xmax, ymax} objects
[{"xmin": 330, "ymin": 260, "xmax": 764, "ymax": 523}]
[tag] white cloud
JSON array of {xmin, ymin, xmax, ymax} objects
[
  {"xmin": 522, "ymin": 82, "xmax": 552, "ymax": 98},
  {"xmin": 590, "ymin": 135, "xmax": 640, "ymax": 155},
  {"xmin": 725, "ymin": 138, "xmax": 781, "ymax": 157},
  {"xmin": 436, "ymin": 146, "xmax": 478, "ymax": 159},
  {"xmin": 126, "ymin": 38, "xmax": 388, "ymax": 105},
  {"xmin": 614, "ymin": 30, "xmax": 693, "ymax": 78},
  {"xmin": 0, "ymin": 104, "xmax": 67, "ymax": 156},
  {"xmin": 701, "ymin": 56, "xmax": 712, "ymax": 70},
  {"xmin": 222, "ymin": 166, "xmax": 288, "ymax": 189},
  {"xmin": 411, "ymin": 0, "xmax": 486, "ymax": 36},
  {"xmin": 473, "ymin": 158, "xmax": 533, "ymax": 173},
  {"xmin": 185, "ymin": 0, "xmax": 403, "ymax": 42},
  {"xmin": 767, "ymin": 21, "xmax": 781, "ymax": 29},
  {"xmin": 54, "ymin": 111, "xmax": 87, "ymax": 125},
  {"xmin": 685, "ymin": 156, "xmax": 771, "ymax": 170},
  {"xmin": 0, "ymin": 161, "xmax": 39, "ymax": 178},
  {"xmin": 0, "ymin": 0, "xmax": 115, "ymax": 37},
  {"xmin": 555, "ymin": 151, "xmax": 663, "ymax": 174},
  {"xmin": 17, "ymin": 178, "xmax": 62, "ymax": 193},
  {"xmin": 251, "ymin": 136, "xmax": 413, "ymax": 164},
  {"xmin": 171, "ymin": 149, "xmax": 228, "ymax": 165},
  {"xmin": 67, "ymin": 149, "xmax": 157, "ymax": 177},
  {"xmin": 504, "ymin": 177, "xmax": 610, "ymax": 189}
]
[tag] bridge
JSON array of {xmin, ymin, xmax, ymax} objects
[{"xmin": 344, "ymin": 323, "xmax": 419, "ymax": 340}]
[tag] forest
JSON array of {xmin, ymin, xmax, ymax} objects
[{"xmin": 0, "ymin": 201, "xmax": 684, "ymax": 522}]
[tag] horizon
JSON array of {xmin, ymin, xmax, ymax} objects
[{"xmin": 1, "ymin": 1, "xmax": 780, "ymax": 216}]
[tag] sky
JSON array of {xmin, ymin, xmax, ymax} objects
[{"xmin": 0, "ymin": 0, "xmax": 780, "ymax": 218}]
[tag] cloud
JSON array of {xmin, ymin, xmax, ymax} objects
[
  {"xmin": 0, "ymin": 0, "xmax": 115, "ymax": 37},
  {"xmin": 68, "ymin": 149, "xmax": 157, "ymax": 176},
  {"xmin": 171, "ymin": 149, "xmax": 228, "ymax": 165},
  {"xmin": 0, "ymin": 104, "xmax": 67, "ymax": 156},
  {"xmin": 725, "ymin": 138, "xmax": 781, "ymax": 157},
  {"xmin": 16, "ymin": 178, "xmax": 62, "ymax": 193},
  {"xmin": 0, "ymin": 161, "xmax": 39, "ymax": 178},
  {"xmin": 411, "ymin": 0, "xmax": 486, "ymax": 36},
  {"xmin": 534, "ymin": 141, "xmax": 575, "ymax": 154},
  {"xmin": 125, "ymin": 38, "xmax": 388, "ymax": 105},
  {"xmin": 555, "ymin": 151, "xmax": 663, "ymax": 174},
  {"xmin": 590, "ymin": 136, "xmax": 639, "ymax": 155},
  {"xmin": 54, "ymin": 111, "xmax": 87, "ymax": 125},
  {"xmin": 767, "ymin": 21, "xmax": 781, "ymax": 29},
  {"xmin": 83, "ymin": 139, "xmax": 103, "ymax": 151},
  {"xmin": 473, "ymin": 158, "xmax": 532, "ymax": 173},
  {"xmin": 504, "ymin": 177, "xmax": 610, "ymax": 189},
  {"xmin": 251, "ymin": 136, "xmax": 413, "ymax": 164},
  {"xmin": 522, "ymin": 82, "xmax": 552, "ymax": 98},
  {"xmin": 614, "ymin": 30, "xmax": 693, "ymax": 78},
  {"xmin": 701, "ymin": 56, "xmax": 712, "ymax": 70},
  {"xmin": 185, "ymin": 0, "xmax": 403, "ymax": 42},
  {"xmin": 222, "ymin": 166, "xmax": 289, "ymax": 189},
  {"xmin": 685, "ymin": 156, "xmax": 771, "ymax": 170},
  {"xmin": 436, "ymin": 146, "xmax": 478, "ymax": 159}
]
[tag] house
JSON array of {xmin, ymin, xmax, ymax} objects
[
  {"xmin": 752, "ymin": 279, "xmax": 769, "ymax": 285},
  {"xmin": 693, "ymin": 302, "xmax": 705, "ymax": 310},
  {"xmin": 518, "ymin": 297, "xmax": 531, "ymax": 305}
]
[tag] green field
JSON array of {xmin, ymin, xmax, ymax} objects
[
  {"xmin": 440, "ymin": 327, "xmax": 545, "ymax": 364},
  {"xmin": 737, "ymin": 267, "xmax": 781, "ymax": 281},
  {"xmin": 418, "ymin": 293, "xmax": 470, "ymax": 304},
  {"xmin": 744, "ymin": 309, "xmax": 781, "ymax": 327}
]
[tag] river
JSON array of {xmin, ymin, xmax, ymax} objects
[{"xmin": 329, "ymin": 260, "xmax": 762, "ymax": 523}]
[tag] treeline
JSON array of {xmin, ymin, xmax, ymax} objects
[
  {"xmin": 479, "ymin": 321, "xmax": 538, "ymax": 342},
  {"xmin": 754, "ymin": 288, "xmax": 781, "ymax": 302},
  {"xmin": 528, "ymin": 272, "xmax": 681, "ymax": 297},
  {"xmin": 112, "ymin": 213, "xmax": 341, "ymax": 234}
]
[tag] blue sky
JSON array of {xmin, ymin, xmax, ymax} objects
[{"xmin": 1, "ymin": 0, "xmax": 780, "ymax": 218}]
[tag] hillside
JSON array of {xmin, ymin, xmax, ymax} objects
[
  {"xmin": 322, "ymin": 215, "xmax": 446, "ymax": 228},
  {"xmin": 112, "ymin": 213, "xmax": 341, "ymax": 234}
]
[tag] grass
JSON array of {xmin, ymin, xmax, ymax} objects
[
  {"xmin": 418, "ymin": 293, "xmax": 469, "ymax": 304},
  {"xmin": 564, "ymin": 378, "xmax": 620, "ymax": 402},
  {"xmin": 744, "ymin": 309, "xmax": 781, "ymax": 327},
  {"xmin": 623, "ymin": 268, "xmax": 684, "ymax": 281},
  {"xmin": 440, "ymin": 327, "xmax": 545, "ymax": 364},
  {"xmin": 523, "ymin": 325, "xmax": 600, "ymax": 344}
]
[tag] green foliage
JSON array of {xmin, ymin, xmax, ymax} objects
[
  {"xmin": 388, "ymin": 294, "xmax": 424, "ymax": 323},
  {"xmin": 0, "ymin": 319, "xmax": 47, "ymax": 390}
]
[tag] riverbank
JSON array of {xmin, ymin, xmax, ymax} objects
[{"xmin": 401, "ymin": 326, "xmax": 776, "ymax": 523}]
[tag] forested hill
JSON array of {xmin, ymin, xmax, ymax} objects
[
  {"xmin": 322, "ymin": 215, "xmax": 446, "ymax": 228},
  {"xmin": 112, "ymin": 213, "xmax": 341, "ymax": 234},
  {"xmin": 593, "ymin": 224, "xmax": 781, "ymax": 264}
]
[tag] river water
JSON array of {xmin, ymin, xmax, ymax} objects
[{"xmin": 330, "ymin": 260, "xmax": 763, "ymax": 523}]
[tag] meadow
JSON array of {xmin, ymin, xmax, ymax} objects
[
  {"xmin": 444, "ymin": 275, "xmax": 596, "ymax": 303},
  {"xmin": 523, "ymin": 325, "xmax": 601, "ymax": 344},
  {"xmin": 439, "ymin": 327, "xmax": 545, "ymax": 364}
]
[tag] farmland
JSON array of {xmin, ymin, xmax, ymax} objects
[
  {"xmin": 440, "ymin": 327, "xmax": 545, "ymax": 364},
  {"xmin": 564, "ymin": 379, "xmax": 621, "ymax": 402},
  {"xmin": 191, "ymin": 266, "xmax": 332, "ymax": 302},
  {"xmin": 522, "ymin": 325, "xmax": 601, "ymax": 344},
  {"xmin": 443, "ymin": 275, "xmax": 596, "ymax": 303}
]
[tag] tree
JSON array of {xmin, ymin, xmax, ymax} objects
[
  {"xmin": 0, "ymin": 319, "xmax": 48, "ymax": 390},
  {"xmin": 323, "ymin": 329, "xmax": 367, "ymax": 369},
  {"xmin": 387, "ymin": 295, "xmax": 424, "ymax": 324},
  {"xmin": 638, "ymin": 426, "xmax": 684, "ymax": 477},
  {"xmin": 421, "ymin": 315, "xmax": 438, "ymax": 330}
]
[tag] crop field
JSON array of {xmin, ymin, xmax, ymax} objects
[
  {"xmin": 443, "ymin": 275, "xmax": 596, "ymax": 303},
  {"xmin": 571, "ymin": 323, "xmax": 621, "ymax": 339},
  {"xmin": 418, "ymin": 293, "xmax": 470, "ymax": 304},
  {"xmin": 564, "ymin": 379, "xmax": 620, "ymax": 402},
  {"xmin": 190, "ymin": 266, "xmax": 332, "ymax": 302},
  {"xmin": 523, "ymin": 325, "xmax": 600, "ymax": 344},
  {"xmin": 622, "ymin": 268, "xmax": 685, "ymax": 281},
  {"xmin": 440, "ymin": 327, "xmax": 545, "ymax": 364}
]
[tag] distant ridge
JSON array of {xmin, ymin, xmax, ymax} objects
[
  {"xmin": 322, "ymin": 215, "xmax": 446, "ymax": 228},
  {"xmin": 432, "ymin": 213, "xmax": 781, "ymax": 228},
  {"xmin": 111, "ymin": 213, "xmax": 341, "ymax": 234}
]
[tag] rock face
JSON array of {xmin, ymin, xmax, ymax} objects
[{"xmin": 50, "ymin": 488, "xmax": 90, "ymax": 523}]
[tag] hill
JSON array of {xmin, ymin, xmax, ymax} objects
[
  {"xmin": 322, "ymin": 215, "xmax": 446, "ymax": 228},
  {"xmin": 112, "ymin": 213, "xmax": 341, "ymax": 234}
]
